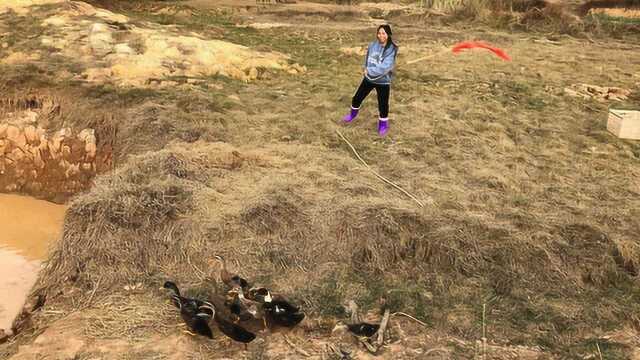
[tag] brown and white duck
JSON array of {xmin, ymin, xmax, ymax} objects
[{"xmin": 213, "ymin": 255, "xmax": 251, "ymax": 291}]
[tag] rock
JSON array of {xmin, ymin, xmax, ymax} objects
[
  {"xmin": 65, "ymin": 163, "xmax": 80, "ymax": 178},
  {"xmin": 57, "ymin": 128, "xmax": 71, "ymax": 138},
  {"xmin": 37, "ymin": 134, "xmax": 48, "ymax": 150},
  {"xmin": 41, "ymin": 37, "xmax": 54, "ymax": 47},
  {"xmin": 85, "ymin": 142, "xmax": 97, "ymax": 160},
  {"xmin": 89, "ymin": 23, "xmax": 114, "ymax": 57},
  {"xmin": 1, "ymin": 42, "xmax": 7, "ymax": 49},
  {"xmin": 21, "ymin": 110, "xmax": 39, "ymax": 125},
  {"xmin": 1, "ymin": 52, "xmax": 40, "ymax": 65},
  {"xmin": 160, "ymin": 80, "xmax": 178, "ymax": 87},
  {"xmin": 10, "ymin": 148, "xmax": 25, "ymax": 162},
  {"xmin": 36, "ymin": 127, "xmax": 46, "ymax": 142},
  {"xmin": 225, "ymin": 67, "xmax": 246, "ymax": 81},
  {"xmin": 58, "ymin": 69, "xmax": 74, "ymax": 79},
  {"xmin": 248, "ymin": 67, "xmax": 258, "ymax": 80},
  {"xmin": 6, "ymin": 125, "xmax": 21, "ymax": 143},
  {"xmin": 33, "ymin": 151, "xmax": 45, "ymax": 169},
  {"xmin": 26, "ymin": 181, "xmax": 42, "ymax": 192},
  {"xmin": 50, "ymin": 128, "xmax": 70, "ymax": 155},
  {"xmin": 114, "ymin": 43, "xmax": 135, "ymax": 55},
  {"xmin": 287, "ymin": 63, "xmax": 306, "ymax": 74},
  {"xmin": 78, "ymin": 129, "xmax": 95, "ymax": 143},
  {"xmin": 49, "ymin": 139, "xmax": 61, "ymax": 159},
  {"xmin": 68, "ymin": 1, "xmax": 97, "ymax": 17},
  {"xmin": 24, "ymin": 125, "xmax": 37, "ymax": 143},
  {"xmin": 59, "ymin": 158, "xmax": 69, "ymax": 169},
  {"xmin": 42, "ymin": 15, "xmax": 67, "ymax": 27},
  {"xmin": 62, "ymin": 145, "xmax": 71, "ymax": 158},
  {"xmin": 94, "ymin": 9, "xmax": 129, "ymax": 24},
  {"xmin": 565, "ymin": 83, "xmax": 631, "ymax": 102}
]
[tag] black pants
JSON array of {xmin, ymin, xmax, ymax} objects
[{"xmin": 351, "ymin": 77, "xmax": 390, "ymax": 118}]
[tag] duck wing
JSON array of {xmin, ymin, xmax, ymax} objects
[
  {"xmin": 214, "ymin": 313, "xmax": 256, "ymax": 343},
  {"xmin": 179, "ymin": 301, "xmax": 214, "ymax": 338},
  {"xmin": 264, "ymin": 302, "xmax": 305, "ymax": 327},
  {"xmin": 272, "ymin": 299, "xmax": 300, "ymax": 313}
]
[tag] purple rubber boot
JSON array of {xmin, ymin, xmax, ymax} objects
[
  {"xmin": 378, "ymin": 118, "xmax": 389, "ymax": 136},
  {"xmin": 342, "ymin": 107, "xmax": 359, "ymax": 123}
]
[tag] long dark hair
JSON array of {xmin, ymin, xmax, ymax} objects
[{"xmin": 377, "ymin": 24, "xmax": 398, "ymax": 55}]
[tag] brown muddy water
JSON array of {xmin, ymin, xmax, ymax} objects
[{"xmin": 0, "ymin": 194, "xmax": 66, "ymax": 330}]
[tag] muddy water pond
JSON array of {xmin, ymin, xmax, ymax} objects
[{"xmin": 0, "ymin": 194, "xmax": 65, "ymax": 330}]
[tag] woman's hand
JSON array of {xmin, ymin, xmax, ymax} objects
[{"xmin": 363, "ymin": 69, "xmax": 368, "ymax": 76}]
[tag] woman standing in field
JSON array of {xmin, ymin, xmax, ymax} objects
[{"xmin": 342, "ymin": 24, "xmax": 398, "ymax": 136}]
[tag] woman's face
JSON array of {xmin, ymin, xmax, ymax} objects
[{"xmin": 377, "ymin": 28, "xmax": 388, "ymax": 44}]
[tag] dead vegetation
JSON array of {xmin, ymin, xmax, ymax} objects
[
  {"xmin": 419, "ymin": 0, "xmax": 640, "ymax": 36},
  {"xmin": 1, "ymin": 0, "xmax": 640, "ymax": 359}
]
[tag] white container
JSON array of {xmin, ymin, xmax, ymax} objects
[{"xmin": 607, "ymin": 109, "xmax": 640, "ymax": 140}]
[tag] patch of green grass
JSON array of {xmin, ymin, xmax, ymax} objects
[
  {"xmin": 123, "ymin": 7, "xmax": 234, "ymax": 30},
  {"xmin": 511, "ymin": 193, "xmax": 530, "ymax": 207},
  {"xmin": 354, "ymin": 274, "xmax": 431, "ymax": 323},
  {"xmin": 82, "ymin": 84, "xmax": 162, "ymax": 106},
  {"xmin": 0, "ymin": 11, "xmax": 91, "ymax": 90},
  {"xmin": 525, "ymin": 96, "xmax": 547, "ymax": 110},
  {"xmin": 492, "ymin": 276, "xmax": 640, "ymax": 355},
  {"xmin": 505, "ymin": 80, "xmax": 532, "ymax": 95},
  {"xmin": 0, "ymin": 9, "xmax": 49, "ymax": 52},
  {"xmin": 0, "ymin": 63, "xmax": 57, "ymax": 91},
  {"xmin": 200, "ymin": 73, "xmax": 245, "ymax": 93},
  {"xmin": 589, "ymin": 13, "xmax": 640, "ymax": 26},
  {"xmin": 564, "ymin": 338, "xmax": 630, "ymax": 360},
  {"xmin": 128, "ymin": 6, "xmax": 335, "ymax": 70},
  {"xmin": 584, "ymin": 13, "xmax": 640, "ymax": 38},
  {"xmin": 301, "ymin": 272, "xmax": 347, "ymax": 317},
  {"xmin": 224, "ymin": 29, "xmax": 334, "ymax": 70}
]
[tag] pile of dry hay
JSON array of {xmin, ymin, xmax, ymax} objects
[{"xmin": 18, "ymin": 140, "xmax": 640, "ymax": 348}]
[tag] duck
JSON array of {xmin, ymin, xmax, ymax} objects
[
  {"xmin": 345, "ymin": 298, "xmax": 385, "ymax": 337},
  {"xmin": 248, "ymin": 287, "xmax": 305, "ymax": 328},
  {"xmin": 246, "ymin": 287, "xmax": 271, "ymax": 302},
  {"xmin": 263, "ymin": 300, "xmax": 305, "ymax": 328},
  {"xmin": 211, "ymin": 304, "xmax": 257, "ymax": 350},
  {"xmin": 162, "ymin": 281, "xmax": 214, "ymax": 339},
  {"xmin": 213, "ymin": 255, "xmax": 250, "ymax": 291},
  {"xmin": 347, "ymin": 322, "xmax": 380, "ymax": 337},
  {"xmin": 226, "ymin": 287, "xmax": 264, "ymax": 323}
]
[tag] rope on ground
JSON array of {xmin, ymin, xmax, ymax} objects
[
  {"xmin": 335, "ymin": 129, "xmax": 424, "ymax": 208},
  {"xmin": 392, "ymin": 312, "xmax": 427, "ymax": 327},
  {"xmin": 405, "ymin": 47, "xmax": 450, "ymax": 65}
]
